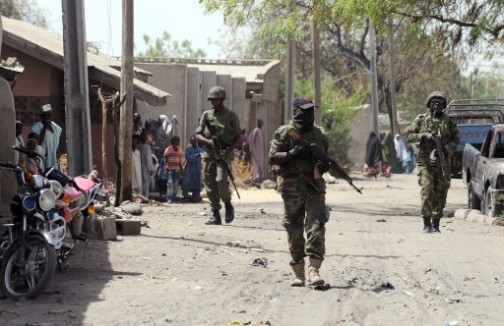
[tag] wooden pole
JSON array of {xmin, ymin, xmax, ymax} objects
[
  {"xmin": 388, "ymin": 16, "xmax": 399, "ymax": 136},
  {"xmin": 369, "ymin": 21, "xmax": 380, "ymax": 135},
  {"xmin": 62, "ymin": 0, "xmax": 92, "ymax": 175},
  {"xmin": 118, "ymin": 0, "xmax": 134, "ymax": 204},
  {"xmin": 97, "ymin": 88, "xmax": 119, "ymax": 191},
  {"xmin": 312, "ymin": 21, "xmax": 322, "ymax": 126}
]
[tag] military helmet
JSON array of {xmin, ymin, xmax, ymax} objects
[
  {"xmin": 426, "ymin": 91, "xmax": 447, "ymax": 108},
  {"xmin": 207, "ymin": 86, "xmax": 226, "ymax": 100}
]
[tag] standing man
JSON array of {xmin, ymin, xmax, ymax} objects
[
  {"xmin": 196, "ymin": 86, "xmax": 241, "ymax": 225},
  {"xmin": 268, "ymin": 96, "xmax": 329, "ymax": 287},
  {"xmin": 248, "ymin": 119, "xmax": 265, "ymax": 184},
  {"xmin": 406, "ymin": 91, "xmax": 459, "ymax": 233},
  {"xmin": 31, "ymin": 104, "xmax": 62, "ymax": 169}
]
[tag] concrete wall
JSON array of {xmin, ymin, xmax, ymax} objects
[
  {"xmin": 135, "ymin": 63, "xmax": 184, "ymax": 124},
  {"xmin": 231, "ymin": 77, "xmax": 246, "ymax": 123},
  {"xmin": 185, "ymin": 67, "xmax": 200, "ymax": 145},
  {"xmin": 200, "ymin": 71, "xmax": 216, "ymax": 114},
  {"xmin": 0, "ymin": 79, "xmax": 17, "ymax": 210},
  {"xmin": 133, "ymin": 60, "xmax": 283, "ymax": 180}
]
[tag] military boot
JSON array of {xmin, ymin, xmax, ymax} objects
[
  {"xmin": 307, "ymin": 257, "xmax": 325, "ymax": 286},
  {"xmin": 422, "ymin": 217, "xmax": 432, "ymax": 233},
  {"xmin": 205, "ymin": 210, "xmax": 222, "ymax": 225},
  {"xmin": 432, "ymin": 217, "xmax": 441, "ymax": 233},
  {"xmin": 290, "ymin": 260, "xmax": 305, "ymax": 287},
  {"xmin": 224, "ymin": 202, "xmax": 234, "ymax": 224}
]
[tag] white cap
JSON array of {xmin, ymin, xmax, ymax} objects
[{"xmin": 41, "ymin": 104, "xmax": 52, "ymax": 112}]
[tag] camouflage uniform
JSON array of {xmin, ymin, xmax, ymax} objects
[
  {"xmin": 269, "ymin": 123, "xmax": 329, "ymax": 265},
  {"xmin": 196, "ymin": 103, "xmax": 241, "ymax": 212},
  {"xmin": 406, "ymin": 92, "xmax": 459, "ymax": 232}
]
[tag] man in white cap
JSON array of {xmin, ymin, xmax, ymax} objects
[{"xmin": 31, "ymin": 104, "xmax": 62, "ymax": 170}]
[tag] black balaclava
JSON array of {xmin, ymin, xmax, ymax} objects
[
  {"xmin": 292, "ymin": 106, "xmax": 315, "ymax": 132},
  {"xmin": 429, "ymin": 97, "xmax": 446, "ymax": 118}
]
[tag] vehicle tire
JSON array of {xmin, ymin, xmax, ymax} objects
[
  {"xmin": 0, "ymin": 235, "xmax": 56, "ymax": 300},
  {"xmin": 481, "ymin": 189, "xmax": 490, "ymax": 216},
  {"xmin": 468, "ymin": 183, "xmax": 481, "ymax": 210}
]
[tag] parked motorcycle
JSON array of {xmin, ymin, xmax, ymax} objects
[
  {"xmin": 0, "ymin": 155, "xmax": 65, "ymax": 300},
  {"xmin": 13, "ymin": 146, "xmax": 107, "ymax": 268},
  {"xmin": 44, "ymin": 166, "xmax": 106, "ymax": 266}
]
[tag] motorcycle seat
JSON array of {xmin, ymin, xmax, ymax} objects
[{"xmin": 74, "ymin": 176, "xmax": 96, "ymax": 192}]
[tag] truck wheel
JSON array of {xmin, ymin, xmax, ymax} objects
[
  {"xmin": 482, "ymin": 189, "xmax": 491, "ymax": 216},
  {"xmin": 468, "ymin": 183, "xmax": 480, "ymax": 210},
  {"xmin": 493, "ymin": 204, "xmax": 503, "ymax": 218}
]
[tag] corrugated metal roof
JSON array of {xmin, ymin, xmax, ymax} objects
[
  {"xmin": 135, "ymin": 58, "xmax": 281, "ymax": 84},
  {"xmin": 1, "ymin": 17, "xmax": 169, "ymax": 106}
]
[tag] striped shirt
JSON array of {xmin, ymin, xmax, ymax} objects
[{"xmin": 164, "ymin": 145, "xmax": 181, "ymax": 171}]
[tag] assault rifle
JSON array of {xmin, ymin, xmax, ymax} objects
[
  {"xmin": 432, "ymin": 130, "xmax": 450, "ymax": 183},
  {"xmin": 211, "ymin": 136, "xmax": 240, "ymax": 199},
  {"xmin": 287, "ymin": 128, "xmax": 363, "ymax": 194},
  {"xmin": 204, "ymin": 119, "xmax": 240, "ymax": 199}
]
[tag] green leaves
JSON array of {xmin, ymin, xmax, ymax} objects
[{"xmin": 136, "ymin": 31, "xmax": 207, "ymax": 58}]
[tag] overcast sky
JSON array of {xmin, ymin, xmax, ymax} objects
[{"xmin": 37, "ymin": 0, "xmax": 225, "ymax": 57}]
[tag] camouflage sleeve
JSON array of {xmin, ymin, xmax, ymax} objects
[
  {"xmin": 406, "ymin": 116, "xmax": 423, "ymax": 144},
  {"xmin": 446, "ymin": 117, "xmax": 460, "ymax": 157},
  {"xmin": 268, "ymin": 127, "xmax": 287, "ymax": 158},
  {"xmin": 195, "ymin": 111, "xmax": 207, "ymax": 135}
]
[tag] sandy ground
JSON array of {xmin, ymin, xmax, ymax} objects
[{"xmin": 1, "ymin": 172, "xmax": 504, "ymax": 326}]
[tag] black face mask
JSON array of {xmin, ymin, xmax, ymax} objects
[
  {"xmin": 292, "ymin": 107, "xmax": 315, "ymax": 131},
  {"xmin": 429, "ymin": 98, "xmax": 446, "ymax": 117}
]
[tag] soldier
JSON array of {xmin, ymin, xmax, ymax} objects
[
  {"xmin": 406, "ymin": 91, "xmax": 460, "ymax": 233},
  {"xmin": 196, "ymin": 86, "xmax": 241, "ymax": 225},
  {"xmin": 269, "ymin": 96, "xmax": 329, "ymax": 287}
]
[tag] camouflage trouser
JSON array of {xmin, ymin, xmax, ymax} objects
[
  {"xmin": 203, "ymin": 159, "xmax": 231, "ymax": 211},
  {"xmin": 279, "ymin": 175, "xmax": 327, "ymax": 264},
  {"xmin": 417, "ymin": 164, "xmax": 451, "ymax": 218}
]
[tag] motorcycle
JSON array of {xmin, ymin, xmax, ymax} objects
[
  {"xmin": 44, "ymin": 166, "xmax": 106, "ymax": 266},
  {"xmin": 0, "ymin": 155, "xmax": 65, "ymax": 300},
  {"xmin": 13, "ymin": 146, "xmax": 107, "ymax": 268}
]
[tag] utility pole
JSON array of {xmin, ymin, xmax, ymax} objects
[
  {"xmin": 388, "ymin": 16, "xmax": 399, "ymax": 136},
  {"xmin": 118, "ymin": 0, "xmax": 134, "ymax": 204},
  {"xmin": 369, "ymin": 21, "xmax": 380, "ymax": 134},
  {"xmin": 312, "ymin": 21, "xmax": 322, "ymax": 126},
  {"xmin": 62, "ymin": 0, "xmax": 92, "ymax": 176},
  {"xmin": 285, "ymin": 40, "xmax": 295, "ymax": 123}
]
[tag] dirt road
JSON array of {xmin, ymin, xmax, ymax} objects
[{"xmin": 1, "ymin": 173, "xmax": 504, "ymax": 326}]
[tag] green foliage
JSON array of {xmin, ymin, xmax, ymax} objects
[
  {"xmin": 295, "ymin": 74, "xmax": 364, "ymax": 164},
  {"xmin": 0, "ymin": 0, "xmax": 47, "ymax": 27},
  {"xmin": 136, "ymin": 31, "xmax": 207, "ymax": 58}
]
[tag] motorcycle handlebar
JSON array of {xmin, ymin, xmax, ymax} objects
[
  {"xmin": 12, "ymin": 145, "xmax": 44, "ymax": 159},
  {"xmin": 0, "ymin": 162, "xmax": 18, "ymax": 170}
]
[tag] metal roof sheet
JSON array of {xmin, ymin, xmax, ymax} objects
[{"xmin": 1, "ymin": 17, "xmax": 169, "ymax": 106}]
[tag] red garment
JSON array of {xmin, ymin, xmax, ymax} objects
[{"xmin": 164, "ymin": 145, "xmax": 181, "ymax": 171}]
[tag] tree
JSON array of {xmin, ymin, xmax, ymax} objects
[
  {"xmin": 136, "ymin": 31, "xmax": 207, "ymax": 58},
  {"xmin": 0, "ymin": 0, "xmax": 48, "ymax": 27},
  {"xmin": 333, "ymin": 0, "xmax": 504, "ymax": 50},
  {"xmin": 200, "ymin": 0, "xmax": 468, "ymax": 125}
]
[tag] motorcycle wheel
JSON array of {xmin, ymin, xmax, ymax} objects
[{"xmin": 0, "ymin": 235, "xmax": 56, "ymax": 300}]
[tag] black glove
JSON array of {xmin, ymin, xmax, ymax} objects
[
  {"xmin": 316, "ymin": 160, "xmax": 329, "ymax": 174},
  {"xmin": 288, "ymin": 146, "xmax": 312, "ymax": 159}
]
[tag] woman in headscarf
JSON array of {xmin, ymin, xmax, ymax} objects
[
  {"xmin": 363, "ymin": 131, "xmax": 381, "ymax": 178},
  {"xmin": 380, "ymin": 131, "xmax": 397, "ymax": 178}
]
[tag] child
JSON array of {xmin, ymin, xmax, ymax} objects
[
  {"xmin": 182, "ymin": 136, "xmax": 203, "ymax": 202},
  {"xmin": 25, "ymin": 138, "xmax": 44, "ymax": 175},
  {"xmin": 163, "ymin": 136, "xmax": 182, "ymax": 203}
]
